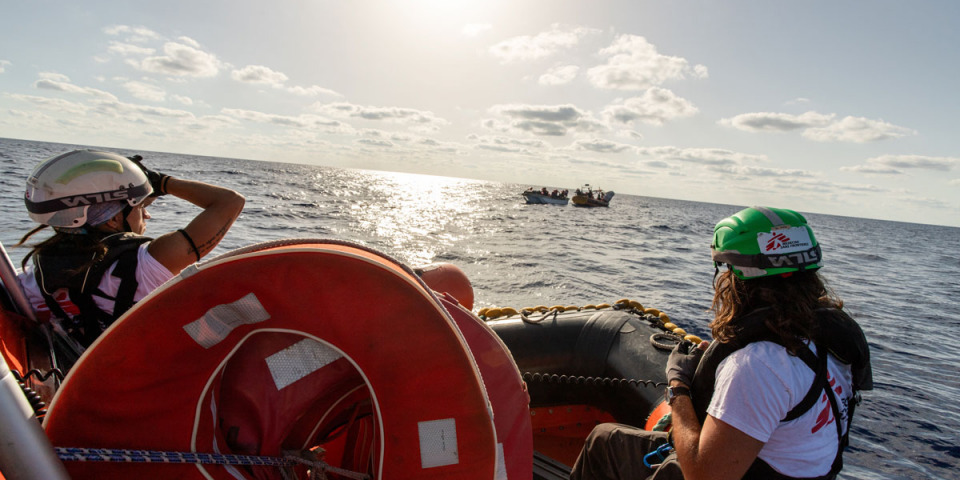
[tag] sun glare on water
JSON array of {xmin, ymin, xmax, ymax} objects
[{"xmin": 349, "ymin": 170, "xmax": 490, "ymax": 266}]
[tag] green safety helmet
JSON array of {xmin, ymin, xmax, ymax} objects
[{"xmin": 711, "ymin": 206, "xmax": 822, "ymax": 279}]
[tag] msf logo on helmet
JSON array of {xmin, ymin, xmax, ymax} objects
[
  {"xmin": 58, "ymin": 187, "xmax": 132, "ymax": 208},
  {"xmin": 765, "ymin": 232, "xmax": 790, "ymax": 252}
]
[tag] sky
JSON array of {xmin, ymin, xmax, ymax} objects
[{"xmin": 1, "ymin": 1, "xmax": 958, "ymax": 227}]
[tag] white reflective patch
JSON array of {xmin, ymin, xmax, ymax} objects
[
  {"xmin": 418, "ymin": 418, "xmax": 459, "ymax": 468},
  {"xmin": 182, "ymin": 293, "xmax": 270, "ymax": 349},
  {"xmin": 757, "ymin": 226, "xmax": 813, "ymax": 254},
  {"xmin": 265, "ymin": 339, "xmax": 342, "ymax": 390},
  {"xmin": 495, "ymin": 442, "xmax": 507, "ymax": 480}
]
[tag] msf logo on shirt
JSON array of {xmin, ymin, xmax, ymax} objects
[{"xmin": 811, "ymin": 375, "xmax": 848, "ymax": 434}]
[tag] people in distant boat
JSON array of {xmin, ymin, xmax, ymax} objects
[
  {"xmin": 540, "ymin": 187, "xmax": 549, "ymax": 195},
  {"xmin": 15, "ymin": 149, "xmax": 245, "ymax": 367},
  {"xmin": 570, "ymin": 206, "xmax": 872, "ymax": 480}
]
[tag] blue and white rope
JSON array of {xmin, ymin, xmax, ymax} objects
[
  {"xmin": 56, "ymin": 447, "xmax": 292, "ymax": 466},
  {"xmin": 55, "ymin": 447, "xmax": 371, "ymax": 479}
]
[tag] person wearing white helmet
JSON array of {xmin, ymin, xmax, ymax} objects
[{"xmin": 16, "ymin": 149, "xmax": 245, "ymax": 366}]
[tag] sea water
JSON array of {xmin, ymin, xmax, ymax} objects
[{"xmin": 1, "ymin": 138, "xmax": 957, "ymax": 480}]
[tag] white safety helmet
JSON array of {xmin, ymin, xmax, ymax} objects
[{"xmin": 24, "ymin": 150, "xmax": 153, "ymax": 229}]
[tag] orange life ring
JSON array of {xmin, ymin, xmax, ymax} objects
[
  {"xmin": 416, "ymin": 263, "xmax": 474, "ymax": 311},
  {"xmin": 437, "ymin": 293, "xmax": 532, "ymax": 480},
  {"xmin": 44, "ymin": 241, "xmax": 502, "ymax": 479}
]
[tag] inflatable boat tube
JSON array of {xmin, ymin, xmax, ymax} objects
[{"xmin": 489, "ymin": 309, "xmax": 671, "ymax": 423}]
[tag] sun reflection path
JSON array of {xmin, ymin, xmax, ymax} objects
[{"xmin": 347, "ymin": 170, "xmax": 492, "ymax": 266}]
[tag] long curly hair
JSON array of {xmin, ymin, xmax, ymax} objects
[{"xmin": 709, "ymin": 269, "xmax": 842, "ymax": 354}]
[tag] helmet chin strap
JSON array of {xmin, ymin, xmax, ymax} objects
[{"xmin": 121, "ymin": 204, "xmax": 135, "ymax": 233}]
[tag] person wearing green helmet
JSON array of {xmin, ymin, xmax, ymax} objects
[
  {"xmin": 571, "ymin": 206, "xmax": 872, "ymax": 480},
  {"xmin": 15, "ymin": 149, "xmax": 245, "ymax": 368}
]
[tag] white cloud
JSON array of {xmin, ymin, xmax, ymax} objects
[
  {"xmin": 0, "ymin": 60, "xmax": 11, "ymax": 73},
  {"xmin": 707, "ymin": 164, "xmax": 817, "ymax": 177},
  {"xmin": 9, "ymin": 94, "xmax": 90, "ymax": 115},
  {"xmin": 539, "ymin": 65, "xmax": 579, "ymax": 86},
  {"xmin": 486, "ymin": 103, "xmax": 605, "ymax": 136},
  {"xmin": 134, "ymin": 38, "xmax": 221, "ymax": 77},
  {"xmin": 488, "ymin": 24, "xmax": 600, "ymax": 63},
  {"xmin": 635, "ymin": 146, "xmax": 767, "ymax": 166},
  {"xmin": 462, "ymin": 23, "xmax": 492, "ymax": 37},
  {"xmin": 357, "ymin": 138, "xmax": 395, "ymax": 148},
  {"xmin": 802, "ymin": 116, "xmax": 916, "ymax": 143},
  {"xmin": 469, "ymin": 134, "xmax": 547, "ymax": 148},
  {"xmin": 587, "ymin": 35, "xmax": 708, "ymax": 90},
  {"xmin": 468, "ymin": 134, "xmax": 547, "ymax": 153},
  {"xmin": 171, "ymin": 94, "xmax": 193, "ymax": 106},
  {"xmin": 571, "ymin": 138, "xmax": 634, "ymax": 154},
  {"xmin": 841, "ymin": 154, "xmax": 960, "ymax": 174},
  {"xmin": 720, "ymin": 111, "xmax": 915, "ymax": 143},
  {"xmin": 175, "ymin": 36, "xmax": 201, "ymax": 49},
  {"xmin": 107, "ymin": 41, "xmax": 155, "ymax": 56},
  {"xmin": 222, "ymin": 108, "xmax": 343, "ymax": 129},
  {"xmin": 286, "ymin": 85, "xmax": 341, "ymax": 97},
  {"xmin": 230, "ymin": 65, "xmax": 341, "ymax": 97},
  {"xmin": 313, "ymin": 102, "xmax": 448, "ymax": 130},
  {"xmin": 123, "ymin": 80, "xmax": 166, "ymax": 102},
  {"xmin": 839, "ymin": 164, "xmax": 901, "ymax": 175},
  {"xmin": 103, "ymin": 25, "xmax": 161, "ymax": 43},
  {"xmin": 33, "ymin": 73, "xmax": 119, "ymax": 101},
  {"xmin": 603, "ymin": 87, "xmax": 698, "ymax": 126},
  {"xmin": 231, "ymin": 65, "xmax": 289, "ymax": 86},
  {"xmin": 615, "ymin": 129, "xmax": 644, "ymax": 140},
  {"xmin": 720, "ymin": 111, "xmax": 833, "ymax": 131}
]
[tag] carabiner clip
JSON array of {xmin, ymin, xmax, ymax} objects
[{"xmin": 642, "ymin": 443, "xmax": 674, "ymax": 469}]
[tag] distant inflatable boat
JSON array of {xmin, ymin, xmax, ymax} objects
[
  {"xmin": 0, "ymin": 239, "xmax": 695, "ymax": 479},
  {"xmin": 571, "ymin": 185, "xmax": 614, "ymax": 207},
  {"xmin": 522, "ymin": 189, "xmax": 569, "ymax": 205}
]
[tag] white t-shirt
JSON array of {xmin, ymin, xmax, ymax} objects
[
  {"xmin": 18, "ymin": 243, "xmax": 174, "ymax": 322},
  {"xmin": 707, "ymin": 341, "xmax": 854, "ymax": 477}
]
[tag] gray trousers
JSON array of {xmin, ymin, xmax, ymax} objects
[{"xmin": 569, "ymin": 424, "xmax": 684, "ymax": 480}]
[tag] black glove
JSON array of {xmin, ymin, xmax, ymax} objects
[
  {"xmin": 128, "ymin": 154, "xmax": 170, "ymax": 197},
  {"xmin": 665, "ymin": 340, "xmax": 704, "ymax": 388}
]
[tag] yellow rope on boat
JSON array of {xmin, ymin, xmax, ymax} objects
[{"xmin": 478, "ymin": 298, "xmax": 703, "ymax": 344}]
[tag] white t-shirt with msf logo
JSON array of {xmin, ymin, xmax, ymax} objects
[{"xmin": 708, "ymin": 341, "xmax": 854, "ymax": 477}]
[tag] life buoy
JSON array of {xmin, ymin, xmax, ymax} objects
[
  {"xmin": 44, "ymin": 241, "xmax": 502, "ymax": 480},
  {"xmin": 415, "ymin": 263, "xmax": 474, "ymax": 311},
  {"xmin": 437, "ymin": 294, "xmax": 532, "ymax": 480}
]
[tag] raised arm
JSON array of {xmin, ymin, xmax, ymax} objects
[{"xmin": 147, "ymin": 177, "xmax": 245, "ymax": 274}]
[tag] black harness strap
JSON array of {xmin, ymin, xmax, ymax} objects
[
  {"xmin": 34, "ymin": 233, "xmax": 150, "ymax": 347},
  {"xmin": 783, "ymin": 344, "xmax": 829, "ymax": 422},
  {"xmin": 109, "ymin": 247, "xmax": 141, "ymax": 319}
]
